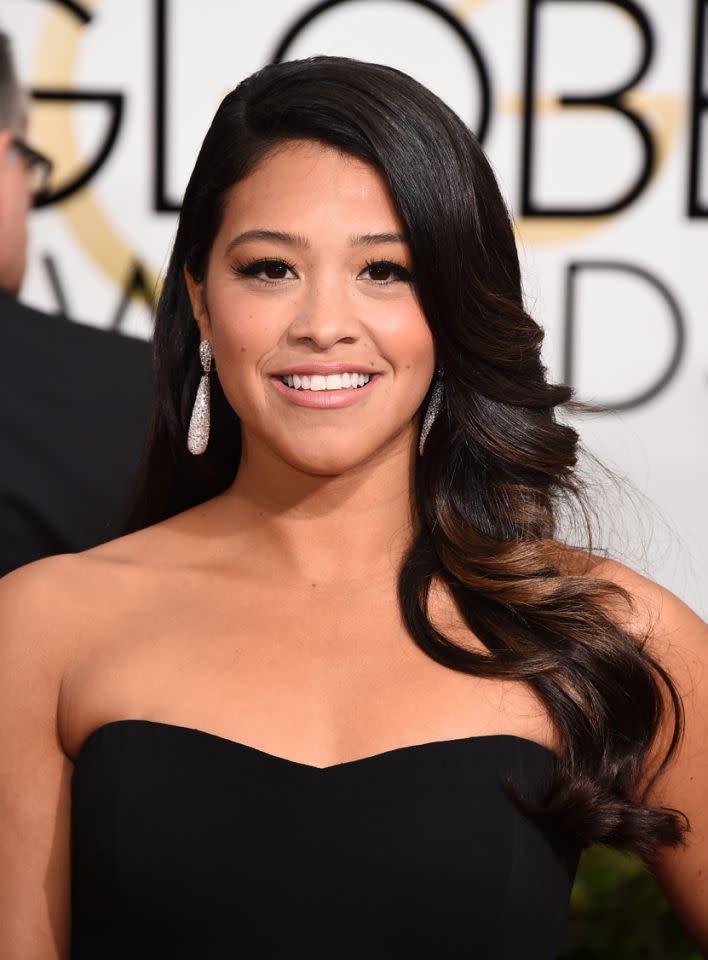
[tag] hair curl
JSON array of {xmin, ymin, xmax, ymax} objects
[{"xmin": 128, "ymin": 56, "xmax": 686, "ymax": 857}]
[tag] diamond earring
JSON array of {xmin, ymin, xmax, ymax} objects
[
  {"xmin": 418, "ymin": 370, "xmax": 443, "ymax": 456},
  {"xmin": 187, "ymin": 339, "xmax": 212, "ymax": 455}
]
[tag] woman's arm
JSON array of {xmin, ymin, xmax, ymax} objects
[
  {"xmin": 0, "ymin": 559, "xmax": 74, "ymax": 959},
  {"xmin": 597, "ymin": 559, "xmax": 708, "ymax": 952}
]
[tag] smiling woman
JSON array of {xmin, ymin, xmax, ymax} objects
[
  {"xmin": 0, "ymin": 56, "xmax": 706, "ymax": 960},
  {"xmin": 181, "ymin": 140, "xmax": 433, "ymax": 471}
]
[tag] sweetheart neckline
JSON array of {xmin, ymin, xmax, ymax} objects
[{"xmin": 74, "ymin": 718, "xmax": 560, "ymax": 773}]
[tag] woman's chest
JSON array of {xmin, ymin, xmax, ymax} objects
[
  {"xmin": 59, "ymin": 575, "xmax": 556, "ymax": 766},
  {"xmin": 70, "ymin": 718, "xmax": 578, "ymax": 959}
]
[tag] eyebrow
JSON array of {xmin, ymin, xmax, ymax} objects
[
  {"xmin": 225, "ymin": 230, "xmax": 310, "ymax": 255},
  {"xmin": 224, "ymin": 229, "xmax": 408, "ymax": 256},
  {"xmin": 349, "ymin": 232, "xmax": 407, "ymax": 246}
]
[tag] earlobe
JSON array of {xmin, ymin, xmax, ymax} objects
[
  {"xmin": 183, "ymin": 264, "xmax": 211, "ymax": 339},
  {"xmin": 0, "ymin": 133, "xmax": 15, "ymax": 227},
  {"xmin": 0, "ymin": 130, "xmax": 12, "ymax": 181}
]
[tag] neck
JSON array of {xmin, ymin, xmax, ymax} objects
[{"xmin": 213, "ymin": 431, "xmax": 418, "ymax": 585}]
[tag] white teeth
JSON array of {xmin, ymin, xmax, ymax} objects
[{"xmin": 281, "ymin": 372, "xmax": 372, "ymax": 391}]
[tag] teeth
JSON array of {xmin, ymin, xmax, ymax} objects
[{"xmin": 282, "ymin": 372, "xmax": 372, "ymax": 391}]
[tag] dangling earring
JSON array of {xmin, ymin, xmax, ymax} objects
[
  {"xmin": 418, "ymin": 369, "xmax": 443, "ymax": 456},
  {"xmin": 187, "ymin": 339, "xmax": 212, "ymax": 455}
]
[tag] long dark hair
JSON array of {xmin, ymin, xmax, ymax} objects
[{"xmin": 128, "ymin": 56, "xmax": 686, "ymax": 856}]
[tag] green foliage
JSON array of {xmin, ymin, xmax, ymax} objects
[{"xmin": 558, "ymin": 846, "xmax": 700, "ymax": 959}]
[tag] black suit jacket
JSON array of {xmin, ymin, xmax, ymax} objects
[{"xmin": 0, "ymin": 292, "xmax": 153, "ymax": 576}]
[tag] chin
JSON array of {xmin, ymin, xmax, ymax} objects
[
  {"xmin": 289, "ymin": 454, "xmax": 368, "ymax": 478},
  {"xmin": 280, "ymin": 442, "xmax": 380, "ymax": 478}
]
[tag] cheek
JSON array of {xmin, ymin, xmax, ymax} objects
[
  {"xmin": 385, "ymin": 304, "xmax": 435, "ymax": 373},
  {"xmin": 207, "ymin": 283, "xmax": 274, "ymax": 361},
  {"xmin": 412, "ymin": 319, "xmax": 436, "ymax": 365},
  {"xmin": 206, "ymin": 288, "xmax": 286, "ymax": 414},
  {"xmin": 394, "ymin": 310, "xmax": 437, "ymax": 419},
  {"xmin": 211, "ymin": 321, "xmax": 257, "ymax": 408}
]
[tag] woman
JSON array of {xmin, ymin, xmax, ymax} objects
[{"xmin": 0, "ymin": 56, "xmax": 705, "ymax": 959}]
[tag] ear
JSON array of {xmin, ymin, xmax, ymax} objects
[
  {"xmin": 0, "ymin": 130, "xmax": 14, "ymax": 183},
  {"xmin": 0, "ymin": 131, "xmax": 16, "ymax": 227},
  {"xmin": 183, "ymin": 264, "xmax": 212, "ymax": 341}
]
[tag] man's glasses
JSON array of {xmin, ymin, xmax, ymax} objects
[{"xmin": 9, "ymin": 137, "xmax": 53, "ymax": 199}]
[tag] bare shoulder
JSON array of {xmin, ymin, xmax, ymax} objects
[
  {"xmin": 581, "ymin": 556, "xmax": 707, "ymax": 779},
  {"xmin": 556, "ymin": 544, "xmax": 705, "ymax": 652},
  {"xmin": 0, "ymin": 554, "xmax": 106, "ymax": 958},
  {"xmin": 584, "ymin": 556, "xmax": 706, "ymax": 667},
  {"xmin": 0, "ymin": 540, "xmax": 172, "ymax": 958},
  {"xmin": 0, "ymin": 553, "xmax": 94, "ymax": 669},
  {"xmin": 0, "ymin": 551, "xmax": 126, "ymax": 738},
  {"xmin": 1, "ymin": 529, "xmax": 153, "ymax": 626},
  {"xmin": 0, "ymin": 517, "xmax": 191, "ymax": 678},
  {"xmin": 581, "ymin": 556, "xmax": 708, "ymax": 948}
]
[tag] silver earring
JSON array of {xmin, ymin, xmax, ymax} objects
[
  {"xmin": 187, "ymin": 339, "xmax": 212, "ymax": 455},
  {"xmin": 418, "ymin": 370, "xmax": 443, "ymax": 456}
]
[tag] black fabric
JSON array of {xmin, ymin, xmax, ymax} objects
[
  {"xmin": 71, "ymin": 720, "xmax": 581, "ymax": 959},
  {"xmin": 0, "ymin": 292, "xmax": 152, "ymax": 576}
]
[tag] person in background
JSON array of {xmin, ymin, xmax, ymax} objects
[{"xmin": 0, "ymin": 30, "xmax": 152, "ymax": 577}]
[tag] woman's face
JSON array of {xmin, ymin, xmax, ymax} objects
[{"xmin": 185, "ymin": 139, "xmax": 435, "ymax": 476}]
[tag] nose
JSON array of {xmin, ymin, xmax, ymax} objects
[{"xmin": 286, "ymin": 276, "xmax": 359, "ymax": 351}]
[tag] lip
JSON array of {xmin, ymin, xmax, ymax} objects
[
  {"xmin": 270, "ymin": 372, "xmax": 380, "ymax": 408},
  {"xmin": 271, "ymin": 362, "xmax": 382, "ymax": 376}
]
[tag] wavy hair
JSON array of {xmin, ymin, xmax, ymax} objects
[{"xmin": 128, "ymin": 56, "xmax": 686, "ymax": 856}]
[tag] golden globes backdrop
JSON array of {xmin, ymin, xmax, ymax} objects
[{"xmin": 6, "ymin": 0, "xmax": 708, "ymax": 613}]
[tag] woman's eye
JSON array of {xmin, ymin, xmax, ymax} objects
[
  {"xmin": 235, "ymin": 258, "xmax": 296, "ymax": 281},
  {"xmin": 360, "ymin": 260, "xmax": 413, "ymax": 284}
]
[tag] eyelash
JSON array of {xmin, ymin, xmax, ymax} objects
[
  {"xmin": 234, "ymin": 257, "xmax": 297, "ymax": 281},
  {"xmin": 363, "ymin": 259, "xmax": 414, "ymax": 284},
  {"xmin": 233, "ymin": 257, "xmax": 414, "ymax": 284}
]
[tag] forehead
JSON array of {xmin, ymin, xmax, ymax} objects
[{"xmin": 219, "ymin": 140, "xmax": 403, "ymax": 233}]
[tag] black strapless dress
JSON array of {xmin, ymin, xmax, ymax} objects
[{"xmin": 70, "ymin": 720, "xmax": 581, "ymax": 958}]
